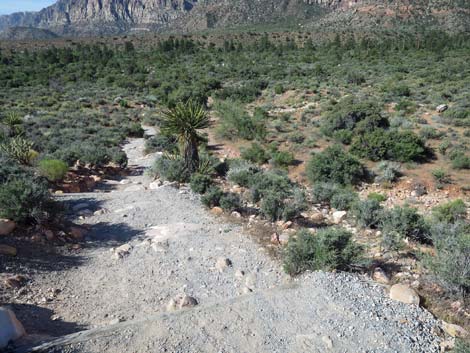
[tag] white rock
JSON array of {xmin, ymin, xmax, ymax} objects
[
  {"xmin": 0, "ymin": 219, "xmax": 16, "ymax": 236},
  {"xmin": 0, "ymin": 307, "xmax": 26, "ymax": 349},
  {"xmin": 119, "ymin": 179, "xmax": 131, "ymax": 185},
  {"xmin": 372, "ymin": 267, "xmax": 390, "ymax": 284},
  {"xmin": 389, "ymin": 284, "xmax": 420, "ymax": 305},
  {"xmin": 114, "ymin": 244, "xmax": 132, "ymax": 259},
  {"xmin": 149, "ymin": 180, "xmax": 162, "ymax": 190},
  {"xmin": 231, "ymin": 211, "xmax": 242, "ymax": 218},
  {"xmin": 215, "ymin": 257, "xmax": 232, "ymax": 272},
  {"xmin": 436, "ymin": 104, "xmax": 448, "ymax": 113},
  {"xmin": 332, "ymin": 211, "xmax": 347, "ymax": 224},
  {"xmin": 124, "ymin": 185, "xmax": 146, "ymax": 192}
]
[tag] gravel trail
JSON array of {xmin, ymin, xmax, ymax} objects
[{"xmin": 12, "ymin": 128, "xmax": 442, "ymax": 352}]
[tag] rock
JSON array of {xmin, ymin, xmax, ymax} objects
[
  {"xmin": 215, "ymin": 257, "xmax": 232, "ymax": 272},
  {"xmin": 149, "ymin": 180, "xmax": 162, "ymax": 190},
  {"xmin": 69, "ymin": 226, "xmax": 87, "ymax": 240},
  {"xmin": 0, "ymin": 245, "xmax": 17, "ymax": 256},
  {"xmin": 44, "ymin": 230, "xmax": 55, "ymax": 241},
  {"xmin": 4, "ymin": 275, "xmax": 27, "ymax": 289},
  {"xmin": 309, "ymin": 212, "xmax": 325, "ymax": 224},
  {"xmin": 278, "ymin": 232, "xmax": 290, "ymax": 245},
  {"xmin": 114, "ymin": 244, "xmax": 132, "ymax": 259},
  {"xmin": 210, "ymin": 207, "xmax": 223, "ymax": 216},
  {"xmin": 322, "ymin": 336, "xmax": 333, "ymax": 349},
  {"xmin": 442, "ymin": 321, "xmax": 468, "ymax": 338},
  {"xmin": 270, "ymin": 233, "xmax": 280, "ymax": 245},
  {"xmin": 282, "ymin": 221, "xmax": 293, "ymax": 230},
  {"xmin": 77, "ymin": 209, "xmax": 93, "ymax": 217},
  {"xmin": 231, "ymin": 211, "xmax": 242, "ymax": 218},
  {"xmin": 119, "ymin": 179, "xmax": 131, "ymax": 185},
  {"xmin": 0, "ymin": 219, "xmax": 16, "ymax": 236},
  {"xmin": 72, "ymin": 203, "xmax": 90, "ymax": 212},
  {"xmin": 440, "ymin": 340, "xmax": 455, "ymax": 352},
  {"xmin": 180, "ymin": 295, "xmax": 198, "ymax": 308},
  {"xmin": 124, "ymin": 185, "xmax": 145, "ymax": 192},
  {"xmin": 242, "ymin": 286, "xmax": 253, "ymax": 294},
  {"xmin": 0, "ymin": 307, "xmax": 26, "ymax": 349},
  {"xmin": 389, "ymin": 284, "xmax": 420, "ymax": 305},
  {"xmin": 167, "ymin": 295, "xmax": 198, "ymax": 311},
  {"xmin": 332, "ymin": 210, "xmax": 347, "ymax": 224},
  {"xmin": 436, "ymin": 104, "xmax": 448, "ymax": 113},
  {"xmin": 235, "ymin": 270, "xmax": 245, "ymax": 279},
  {"xmin": 372, "ymin": 267, "xmax": 390, "ymax": 284}
]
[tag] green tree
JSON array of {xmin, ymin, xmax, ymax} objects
[{"xmin": 160, "ymin": 100, "xmax": 210, "ymax": 173}]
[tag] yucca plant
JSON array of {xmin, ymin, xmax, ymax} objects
[
  {"xmin": 1, "ymin": 112, "xmax": 24, "ymax": 137},
  {"xmin": 0, "ymin": 136, "xmax": 37, "ymax": 165},
  {"xmin": 160, "ymin": 100, "xmax": 210, "ymax": 173}
]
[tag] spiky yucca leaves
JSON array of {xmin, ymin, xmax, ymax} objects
[
  {"xmin": 1, "ymin": 112, "xmax": 24, "ymax": 137},
  {"xmin": 160, "ymin": 100, "xmax": 210, "ymax": 173},
  {"xmin": 0, "ymin": 136, "xmax": 37, "ymax": 165}
]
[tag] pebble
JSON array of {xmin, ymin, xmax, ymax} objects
[{"xmin": 215, "ymin": 257, "xmax": 232, "ymax": 272}]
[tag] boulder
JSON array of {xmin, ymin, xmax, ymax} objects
[
  {"xmin": 114, "ymin": 244, "xmax": 132, "ymax": 259},
  {"xmin": 309, "ymin": 212, "xmax": 325, "ymax": 224},
  {"xmin": 436, "ymin": 104, "xmax": 448, "ymax": 113},
  {"xmin": 210, "ymin": 207, "xmax": 223, "ymax": 216},
  {"xmin": 149, "ymin": 180, "xmax": 162, "ymax": 190},
  {"xmin": 0, "ymin": 219, "xmax": 16, "ymax": 236},
  {"xmin": 332, "ymin": 211, "xmax": 347, "ymax": 224},
  {"xmin": 389, "ymin": 284, "xmax": 420, "ymax": 305},
  {"xmin": 442, "ymin": 321, "xmax": 468, "ymax": 338},
  {"xmin": 372, "ymin": 267, "xmax": 390, "ymax": 284},
  {"xmin": 0, "ymin": 307, "xmax": 26, "ymax": 349},
  {"xmin": 0, "ymin": 245, "xmax": 17, "ymax": 256}
]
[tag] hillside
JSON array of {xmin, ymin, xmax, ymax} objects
[{"xmin": 0, "ymin": 0, "xmax": 468, "ymax": 39}]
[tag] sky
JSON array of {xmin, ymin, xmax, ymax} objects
[{"xmin": 0, "ymin": 1, "xmax": 56, "ymax": 15}]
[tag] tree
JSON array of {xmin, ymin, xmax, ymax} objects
[{"xmin": 160, "ymin": 100, "xmax": 210, "ymax": 173}]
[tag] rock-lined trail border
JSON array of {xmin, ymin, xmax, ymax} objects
[{"xmin": 13, "ymin": 127, "xmax": 443, "ymax": 352}]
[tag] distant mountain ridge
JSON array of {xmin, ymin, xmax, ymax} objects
[{"xmin": 0, "ymin": 0, "xmax": 468, "ymax": 39}]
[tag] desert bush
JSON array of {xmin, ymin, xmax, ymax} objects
[
  {"xmin": 0, "ymin": 156, "xmax": 29, "ymax": 184},
  {"xmin": 306, "ymin": 145, "xmax": 365, "ymax": 185},
  {"xmin": 367, "ymin": 192, "xmax": 387, "ymax": 202},
  {"xmin": 449, "ymin": 149, "xmax": 470, "ymax": 169},
  {"xmin": 431, "ymin": 199, "xmax": 467, "ymax": 224},
  {"xmin": 419, "ymin": 126, "xmax": 444, "ymax": 140},
  {"xmin": 148, "ymin": 155, "xmax": 190, "ymax": 183},
  {"xmin": 283, "ymin": 227, "xmax": 363, "ymax": 275},
  {"xmin": 0, "ymin": 177, "xmax": 52, "ymax": 224},
  {"xmin": 249, "ymin": 170, "xmax": 292, "ymax": 202},
  {"xmin": 454, "ymin": 339, "xmax": 470, "ymax": 353},
  {"xmin": 220, "ymin": 192, "xmax": 241, "ymax": 212},
  {"xmin": 431, "ymin": 168, "xmax": 451, "ymax": 184},
  {"xmin": 320, "ymin": 97, "xmax": 387, "ymax": 137},
  {"xmin": 38, "ymin": 159, "xmax": 68, "ymax": 182},
  {"xmin": 189, "ymin": 173, "xmax": 213, "ymax": 194},
  {"xmin": 381, "ymin": 205, "xmax": 430, "ymax": 243},
  {"xmin": 227, "ymin": 159, "xmax": 260, "ymax": 187},
  {"xmin": 144, "ymin": 134, "xmax": 178, "ymax": 154},
  {"xmin": 374, "ymin": 161, "xmax": 401, "ymax": 183},
  {"xmin": 381, "ymin": 230, "xmax": 405, "ymax": 253},
  {"xmin": 241, "ymin": 143, "xmax": 268, "ymax": 164},
  {"xmin": 201, "ymin": 186, "xmax": 224, "ymax": 208},
  {"xmin": 215, "ymin": 100, "xmax": 266, "ymax": 141},
  {"xmin": 270, "ymin": 150, "xmax": 294, "ymax": 168},
  {"xmin": 311, "ymin": 182, "xmax": 357, "ymax": 210},
  {"xmin": 424, "ymin": 222, "xmax": 469, "ymax": 297},
  {"xmin": 351, "ymin": 129, "xmax": 426, "ymax": 162},
  {"xmin": 351, "ymin": 199, "xmax": 383, "ymax": 228},
  {"xmin": 125, "ymin": 123, "xmax": 145, "ymax": 137}
]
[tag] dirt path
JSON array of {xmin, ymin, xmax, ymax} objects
[{"xmin": 10, "ymin": 128, "xmax": 443, "ymax": 352}]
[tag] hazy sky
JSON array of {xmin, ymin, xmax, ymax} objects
[{"xmin": 0, "ymin": 1, "xmax": 56, "ymax": 15}]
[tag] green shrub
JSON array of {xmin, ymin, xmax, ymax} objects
[
  {"xmin": 432, "ymin": 199, "xmax": 467, "ymax": 224},
  {"xmin": 190, "ymin": 173, "xmax": 213, "ymax": 194},
  {"xmin": 250, "ymin": 170, "xmax": 292, "ymax": 202},
  {"xmin": 431, "ymin": 168, "xmax": 451, "ymax": 184},
  {"xmin": 240, "ymin": 143, "xmax": 268, "ymax": 164},
  {"xmin": 374, "ymin": 161, "xmax": 401, "ymax": 183},
  {"xmin": 0, "ymin": 156, "xmax": 29, "ymax": 184},
  {"xmin": 330, "ymin": 190, "xmax": 359, "ymax": 211},
  {"xmin": 144, "ymin": 135, "xmax": 178, "ymax": 154},
  {"xmin": 367, "ymin": 192, "xmax": 387, "ymax": 202},
  {"xmin": 454, "ymin": 339, "xmax": 470, "ymax": 353},
  {"xmin": 201, "ymin": 186, "xmax": 223, "ymax": 208},
  {"xmin": 38, "ymin": 159, "xmax": 68, "ymax": 182},
  {"xmin": 283, "ymin": 227, "xmax": 363, "ymax": 275},
  {"xmin": 381, "ymin": 205, "xmax": 430, "ymax": 243},
  {"xmin": 220, "ymin": 193, "xmax": 241, "ymax": 212},
  {"xmin": 424, "ymin": 222, "xmax": 469, "ymax": 297},
  {"xmin": 381, "ymin": 230, "xmax": 405, "ymax": 253},
  {"xmin": 311, "ymin": 182, "xmax": 342, "ymax": 204},
  {"xmin": 351, "ymin": 130, "xmax": 426, "ymax": 162},
  {"xmin": 270, "ymin": 150, "xmax": 294, "ymax": 168},
  {"xmin": 274, "ymin": 84, "xmax": 285, "ymax": 94},
  {"xmin": 449, "ymin": 150, "xmax": 470, "ymax": 169},
  {"xmin": 351, "ymin": 199, "xmax": 383, "ymax": 228},
  {"xmin": 227, "ymin": 159, "xmax": 260, "ymax": 187},
  {"xmin": 0, "ymin": 177, "xmax": 52, "ymax": 224},
  {"xmin": 306, "ymin": 145, "xmax": 365, "ymax": 185},
  {"xmin": 419, "ymin": 126, "xmax": 444, "ymax": 140},
  {"xmin": 148, "ymin": 155, "xmax": 190, "ymax": 183},
  {"xmin": 126, "ymin": 123, "xmax": 145, "ymax": 137}
]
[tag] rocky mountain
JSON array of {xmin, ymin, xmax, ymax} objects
[{"xmin": 0, "ymin": 0, "xmax": 468, "ymax": 39}]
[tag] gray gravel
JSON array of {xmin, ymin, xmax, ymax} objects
[{"xmin": 13, "ymin": 129, "xmax": 442, "ymax": 352}]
